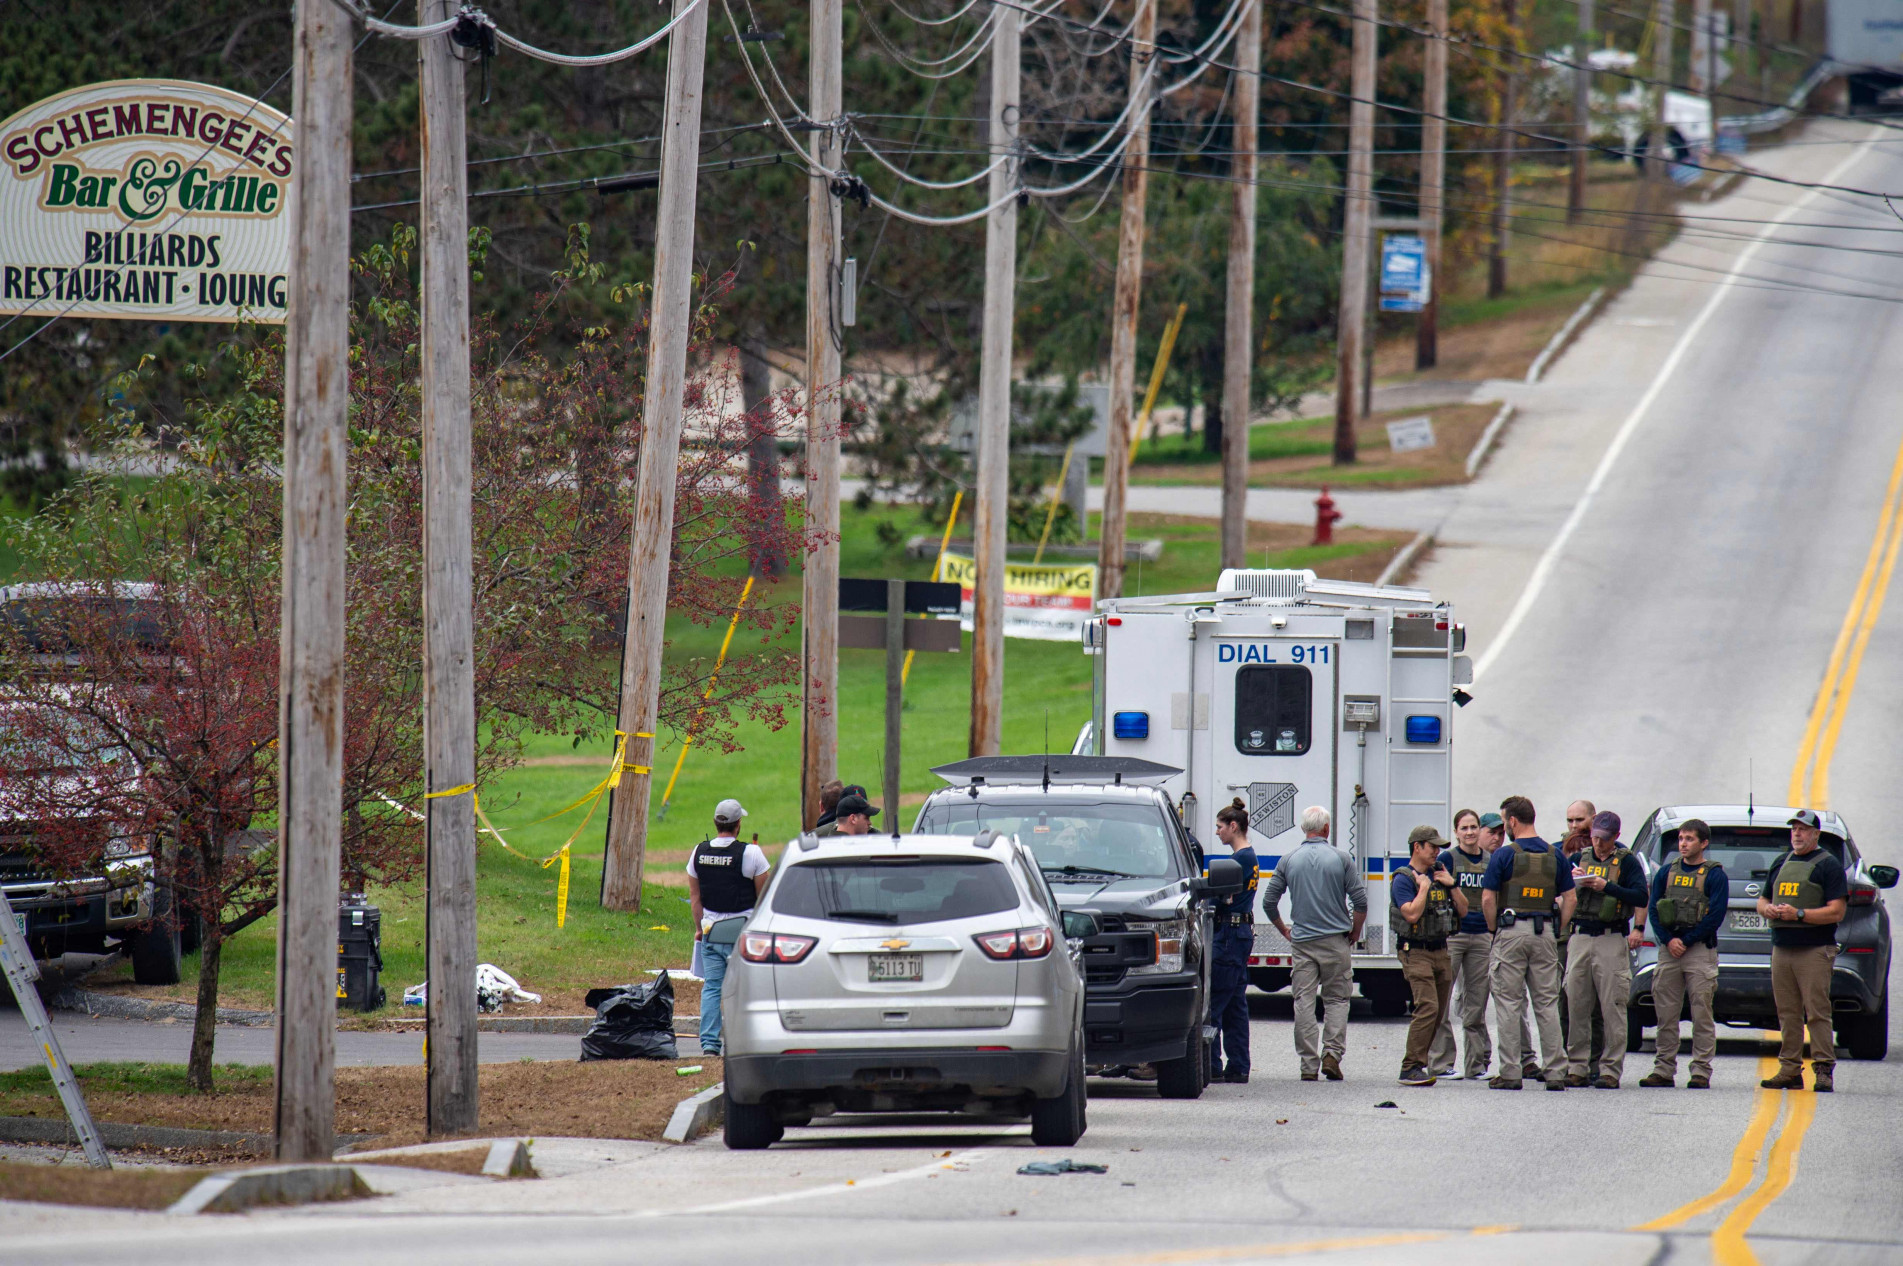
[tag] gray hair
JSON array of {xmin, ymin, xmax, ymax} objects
[{"xmin": 1299, "ymin": 805, "xmax": 1331, "ymax": 836}]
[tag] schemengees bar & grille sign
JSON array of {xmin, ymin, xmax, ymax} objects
[{"xmin": 0, "ymin": 79, "xmax": 292, "ymax": 324}]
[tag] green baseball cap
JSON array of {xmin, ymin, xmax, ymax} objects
[{"xmin": 1477, "ymin": 812, "xmax": 1505, "ymax": 829}]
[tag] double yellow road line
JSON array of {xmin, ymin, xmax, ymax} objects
[
  {"xmin": 1788, "ymin": 429, "xmax": 1903, "ymax": 809},
  {"xmin": 1633, "ymin": 1057, "xmax": 1823, "ymax": 1265}
]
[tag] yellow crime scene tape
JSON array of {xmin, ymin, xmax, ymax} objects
[
  {"xmin": 902, "ymin": 488, "xmax": 964, "ymax": 688},
  {"xmin": 419, "ymin": 728, "xmax": 651, "ymax": 928},
  {"xmin": 656, "ymin": 575, "xmax": 756, "ymax": 821}
]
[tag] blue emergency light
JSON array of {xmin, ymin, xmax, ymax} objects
[
  {"xmin": 1404, "ymin": 715, "xmax": 1442, "ymax": 744},
  {"xmin": 1112, "ymin": 711, "xmax": 1150, "ymax": 740}
]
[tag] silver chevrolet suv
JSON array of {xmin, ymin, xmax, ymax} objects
[{"xmin": 718, "ymin": 830, "xmax": 1098, "ymax": 1149}]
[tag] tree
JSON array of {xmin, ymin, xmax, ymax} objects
[{"xmin": 0, "ymin": 223, "xmax": 805, "ymax": 1091}]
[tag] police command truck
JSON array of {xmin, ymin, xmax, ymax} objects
[{"xmin": 1080, "ymin": 568, "xmax": 1469, "ymax": 1016}]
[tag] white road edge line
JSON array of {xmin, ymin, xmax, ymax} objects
[
  {"xmin": 626, "ymin": 1146, "xmax": 992, "ymax": 1218},
  {"xmin": 1471, "ymin": 128, "xmax": 1884, "ymax": 684}
]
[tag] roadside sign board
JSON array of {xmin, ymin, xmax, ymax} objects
[
  {"xmin": 1385, "ymin": 415, "xmax": 1437, "ymax": 453},
  {"xmin": 1, "ymin": 79, "xmax": 293, "ymax": 324},
  {"xmin": 838, "ymin": 578, "xmax": 962, "ymax": 615},
  {"xmin": 936, "ymin": 553, "xmax": 1097, "ymax": 642},
  {"xmin": 1378, "ymin": 234, "xmax": 1428, "ymax": 313}
]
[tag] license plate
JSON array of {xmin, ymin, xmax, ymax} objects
[
  {"xmin": 1730, "ymin": 911, "xmax": 1767, "ymax": 931},
  {"xmin": 868, "ymin": 954, "xmax": 923, "ymax": 982}
]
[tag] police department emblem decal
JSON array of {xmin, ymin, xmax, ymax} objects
[{"xmin": 1248, "ymin": 782, "xmax": 1298, "ymax": 838}]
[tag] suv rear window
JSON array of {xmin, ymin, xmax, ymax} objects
[
  {"xmin": 915, "ymin": 798, "xmax": 1182, "ymax": 879},
  {"xmin": 1646, "ymin": 824, "xmax": 1846, "ymax": 881},
  {"xmin": 773, "ymin": 858, "xmax": 1019, "ymax": 924}
]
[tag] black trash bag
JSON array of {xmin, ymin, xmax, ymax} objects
[{"xmin": 579, "ymin": 974, "xmax": 679, "ymax": 1062}]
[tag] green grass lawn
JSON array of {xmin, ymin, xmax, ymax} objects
[{"xmin": 76, "ymin": 501, "xmax": 1398, "ymax": 1013}]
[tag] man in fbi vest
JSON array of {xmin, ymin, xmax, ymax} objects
[{"xmin": 1757, "ymin": 809, "xmax": 1848, "ymax": 1092}]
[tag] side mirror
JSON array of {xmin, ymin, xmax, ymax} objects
[
  {"xmin": 1197, "ymin": 857, "xmax": 1245, "ymax": 898},
  {"xmin": 1869, "ymin": 865, "xmax": 1899, "ymax": 890},
  {"xmin": 1061, "ymin": 910, "xmax": 1102, "ymax": 939}
]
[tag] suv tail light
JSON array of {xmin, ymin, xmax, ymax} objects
[
  {"xmin": 973, "ymin": 927, "xmax": 1054, "ymax": 960},
  {"xmin": 1849, "ymin": 882, "xmax": 1878, "ymax": 908},
  {"xmin": 740, "ymin": 932, "xmax": 817, "ymax": 963}
]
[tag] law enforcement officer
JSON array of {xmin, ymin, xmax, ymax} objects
[
  {"xmin": 1640, "ymin": 819, "xmax": 1728, "ymax": 1089},
  {"xmin": 1563, "ymin": 811, "xmax": 1647, "ymax": 1088},
  {"xmin": 830, "ymin": 792, "xmax": 877, "ymax": 836},
  {"xmin": 1208, "ymin": 798, "xmax": 1260, "ymax": 1083},
  {"xmin": 1392, "ymin": 825, "xmax": 1467, "ymax": 1086},
  {"xmin": 814, "ymin": 783, "xmax": 868, "ymax": 837},
  {"xmin": 1428, "ymin": 809, "xmax": 1494, "ymax": 1080},
  {"xmin": 1554, "ymin": 800, "xmax": 1594, "ymax": 1049},
  {"xmin": 1481, "ymin": 795, "xmax": 1576, "ymax": 1090},
  {"xmin": 1261, "ymin": 806, "xmax": 1367, "ymax": 1081},
  {"xmin": 685, "ymin": 799, "xmax": 772, "ymax": 1056},
  {"xmin": 1758, "ymin": 809, "xmax": 1848, "ymax": 1093}
]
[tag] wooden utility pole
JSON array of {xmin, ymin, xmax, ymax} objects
[
  {"xmin": 1417, "ymin": 0, "xmax": 1446, "ymax": 369},
  {"xmin": 602, "ymin": 0, "xmax": 711, "ymax": 909},
  {"xmin": 884, "ymin": 578, "xmax": 904, "ymax": 820},
  {"xmin": 1650, "ymin": 0, "xmax": 1675, "ymax": 180},
  {"xmin": 417, "ymin": 0, "xmax": 478, "ymax": 1135},
  {"xmin": 800, "ymin": 0, "xmax": 844, "ymax": 826},
  {"xmin": 275, "ymin": 0, "xmax": 350, "ymax": 1163},
  {"xmin": 1570, "ymin": 0, "xmax": 1592, "ymax": 219},
  {"xmin": 969, "ymin": 0, "xmax": 1019, "ymax": 757},
  {"xmin": 1098, "ymin": 0, "xmax": 1157, "ymax": 598},
  {"xmin": 1220, "ymin": 0, "xmax": 1260, "ymax": 570},
  {"xmin": 1488, "ymin": 0, "xmax": 1516, "ymax": 298},
  {"xmin": 1333, "ymin": 0, "xmax": 1376, "ymax": 464}
]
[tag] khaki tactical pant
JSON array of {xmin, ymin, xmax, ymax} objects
[
  {"xmin": 1565, "ymin": 930, "xmax": 1632, "ymax": 1082},
  {"xmin": 1491, "ymin": 920, "xmax": 1566, "ymax": 1082},
  {"xmin": 1650, "ymin": 941, "xmax": 1718, "ymax": 1080},
  {"xmin": 1429, "ymin": 931, "xmax": 1495, "ymax": 1077},
  {"xmin": 1291, "ymin": 934, "xmax": 1354, "ymax": 1077},
  {"xmin": 1399, "ymin": 945, "xmax": 1454, "ymax": 1073},
  {"xmin": 1772, "ymin": 943, "xmax": 1838, "ymax": 1077}
]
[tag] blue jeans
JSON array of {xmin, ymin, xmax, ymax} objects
[{"xmin": 699, "ymin": 940, "xmax": 733, "ymax": 1055}]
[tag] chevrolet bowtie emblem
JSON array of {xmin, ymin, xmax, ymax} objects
[{"xmin": 880, "ymin": 939, "xmax": 911, "ymax": 950}]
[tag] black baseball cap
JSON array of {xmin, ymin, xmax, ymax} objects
[{"xmin": 835, "ymin": 793, "xmax": 879, "ymax": 819}]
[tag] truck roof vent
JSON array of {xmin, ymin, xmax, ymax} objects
[{"xmin": 1216, "ymin": 568, "xmax": 1317, "ymax": 602}]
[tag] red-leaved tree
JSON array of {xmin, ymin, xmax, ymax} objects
[{"xmin": 0, "ymin": 223, "xmax": 808, "ymax": 1090}]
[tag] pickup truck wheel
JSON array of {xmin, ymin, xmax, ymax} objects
[
  {"xmin": 722, "ymin": 1094, "xmax": 783, "ymax": 1149},
  {"xmin": 1030, "ymin": 1048, "xmax": 1087, "ymax": 1146},
  {"xmin": 1838, "ymin": 991, "xmax": 1889, "ymax": 1061},
  {"xmin": 1155, "ymin": 1028, "xmax": 1206, "ymax": 1100},
  {"xmin": 128, "ymin": 890, "xmax": 182, "ymax": 986}
]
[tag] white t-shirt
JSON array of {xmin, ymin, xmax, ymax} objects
[{"xmin": 686, "ymin": 838, "xmax": 772, "ymax": 924}]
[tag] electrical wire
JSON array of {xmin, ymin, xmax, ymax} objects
[{"xmin": 328, "ymin": 0, "xmax": 705, "ymax": 67}]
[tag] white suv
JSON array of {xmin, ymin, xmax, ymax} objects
[{"xmin": 718, "ymin": 830, "xmax": 1096, "ymax": 1149}]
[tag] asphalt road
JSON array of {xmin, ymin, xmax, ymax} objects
[{"xmin": 7, "ymin": 123, "xmax": 1903, "ymax": 1264}]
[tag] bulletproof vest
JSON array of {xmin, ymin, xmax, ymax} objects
[
  {"xmin": 691, "ymin": 837, "xmax": 756, "ymax": 914},
  {"xmin": 1217, "ymin": 848, "xmax": 1259, "ymax": 923},
  {"xmin": 1575, "ymin": 846, "xmax": 1632, "ymax": 924},
  {"xmin": 1655, "ymin": 858, "xmax": 1712, "ymax": 930},
  {"xmin": 1401, "ymin": 871, "xmax": 1459, "ymax": 942},
  {"xmin": 1504, "ymin": 846, "xmax": 1559, "ymax": 915},
  {"xmin": 1451, "ymin": 848, "xmax": 1489, "ymax": 906},
  {"xmin": 1773, "ymin": 851, "xmax": 1827, "ymax": 912}
]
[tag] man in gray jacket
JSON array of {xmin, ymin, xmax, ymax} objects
[{"xmin": 1262, "ymin": 807, "xmax": 1368, "ymax": 1081}]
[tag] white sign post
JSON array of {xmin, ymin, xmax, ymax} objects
[{"xmin": 0, "ymin": 79, "xmax": 293, "ymax": 324}]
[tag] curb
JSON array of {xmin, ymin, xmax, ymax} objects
[
  {"xmin": 1464, "ymin": 402, "xmax": 1516, "ymax": 479},
  {"xmin": 50, "ymin": 987, "xmax": 275, "ymax": 1028},
  {"xmin": 483, "ymin": 1138, "xmax": 536, "ymax": 1177},
  {"xmin": 0, "ymin": 1114, "xmax": 378, "ymax": 1156},
  {"xmin": 662, "ymin": 1082, "xmax": 724, "ymax": 1144},
  {"xmin": 1375, "ymin": 529, "xmax": 1435, "ymax": 589},
  {"xmin": 384, "ymin": 1013, "xmax": 700, "ymax": 1035},
  {"xmin": 1524, "ymin": 287, "xmax": 1605, "ymax": 385},
  {"xmin": 168, "ymin": 1164, "xmax": 371, "ymax": 1215}
]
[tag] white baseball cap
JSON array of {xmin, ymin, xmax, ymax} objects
[{"xmin": 715, "ymin": 798, "xmax": 748, "ymax": 821}]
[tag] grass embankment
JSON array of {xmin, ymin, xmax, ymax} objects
[
  {"xmin": 77, "ymin": 503, "xmax": 1400, "ymax": 1015},
  {"xmin": 0, "ymin": 1160, "xmax": 207, "ymax": 1210},
  {"xmin": 1129, "ymin": 403, "xmax": 1501, "ymax": 489},
  {"xmin": 0, "ymin": 1060, "xmax": 721, "ymax": 1150}
]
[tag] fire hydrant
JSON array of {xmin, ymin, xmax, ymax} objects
[{"xmin": 1313, "ymin": 485, "xmax": 1342, "ymax": 546}]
